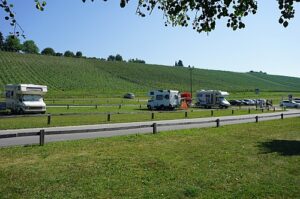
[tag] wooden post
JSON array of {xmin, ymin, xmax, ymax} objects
[
  {"xmin": 255, "ymin": 116, "xmax": 258, "ymax": 123},
  {"xmin": 216, "ymin": 119, "xmax": 220, "ymax": 127},
  {"xmin": 232, "ymin": 109, "xmax": 234, "ymax": 115},
  {"xmin": 67, "ymin": 105, "xmax": 69, "ymax": 109},
  {"xmin": 107, "ymin": 113, "xmax": 111, "ymax": 121},
  {"xmin": 139, "ymin": 104, "xmax": 142, "ymax": 109},
  {"xmin": 281, "ymin": 113, "xmax": 283, "ymax": 120},
  {"xmin": 273, "ymin": 107, "xmax": 276, "ymax": 112},
  {"xmin": 39, "ymin": 129, "xmax": 45, "ymax": 146},
  {"xmin": 47, "ymin": 114, "xmax": 51, "ymax": 125},
  {"xmin": 152, "ymin": 123, "xmax": 157, "ymax": 134},
  {"xmin": 119, "ymin": 104, "xmax": 122, "ymax": 109},
  {"xmin": 151, "ymin": 112, "xmax": 154, "ymax": 120},
  {"xmin": 211, "ymin": 110, "xmax": 214, "ymax": 116},
  {"xmin": 248, "ymin": 108, "xmax": 250, "ymax": 114},
  {"xmin": 185, "ymin": 111, "xmax": 188, "ymax": 118},
  {"xmin": 261, "ymin": 108, "xmax": 264, "ymax": 113}
]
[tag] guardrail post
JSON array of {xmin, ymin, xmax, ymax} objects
[
  {"xmin": 39, "ymin": 129, "xmax": 45, "ymax": 146},
  {"xmin": 232, "ymin": 109, "xmax": 234, "ymax": 115},
  {"xmin": 152, "ymin": 123, "xmax": 157, "ymax": 134},
  {"xmin": 67, "ymin": 105, "xmax": 69, "ymax": 109},
  {"xmin": 185, "ymin": 111, "xmax": 188, "ymax": 118},
  {"xmin": 248, "ymin": 108, "xmax": 250, "ymax": 114},
  {"xmin": 267, "ymin": 107, "xmax": 270, "ymax": 111},
  {"xmin": 119, "ymin": 104, "xmax": 122, "ymax": 109},
  {"xmin": 255, "ymin": 116, "xmax": 258, "ymax": 123},
  {"xmin": 239, "ymin": 105, "xmax": 241, "ymax": 110},
  {"xmin": 139, "ymin": 104, "xmax": 142, "ymax": 109},
  {"xmin": 151, "ymin": 112, "xmax": 155, "ymax": 120},
  {"xmin": 216, "ymin": 119, "xmax": 220, "ymax": 127},
  {"xmin": 211, "ymin": 110, "xmax": 214, "ymax": 116},
  {"xmin": 95, "ymin": 105, "xmax": 98, "ymax": 109},
  {"xmin": 273, "ymin": 107, "xmax": 276, "ymax": 112},
  {"xmin": 47, "ymin": 114, "xmax": 51, "ymax": 125},
  {"xmin": 107, "ymin": 113, "xmax": 111, "ymax": 122},
  {"xmin": 261, "ymin": 109, "xmax": 264, "ymax": 113},
  {"xmin": 281, "ymin": 113, "xmax": 284, "ymax": 120}
]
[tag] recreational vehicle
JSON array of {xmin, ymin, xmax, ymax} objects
[
  {"xmin": 4, "ymin": 84, "xmax": 47, "ymax": 114},
  {"xmin": 195, "ymin": 90, "xmax": 230, "ymax": 109},
  {"xmin": 147, "ymin": 90, "xmax": 181, "ymax": 110}
]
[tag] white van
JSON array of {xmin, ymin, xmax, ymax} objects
[
  {"xmin": 195, "ymin": 90, "xmax": 230, "ymax": 109},
  {"xmin": 147, "ymin": 90, "xmax": 181, "ymax": 110},
  {"xmin": 5, "ymin": 84, "xmax": 47, "ymax": 114}
]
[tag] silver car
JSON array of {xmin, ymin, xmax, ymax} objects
[{"xmin": 280, "ymin": 100, "xmax": 300, "ymax": 108}]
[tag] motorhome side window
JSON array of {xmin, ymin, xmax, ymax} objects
[
  {"xmin": 156, "ymin": 95, "xmax": 163, "ymax": 100},
  {"xmin": 165, "ymin": 95, "xmax": 170, "ymax": 99},
  {"xmin": 6, "ymin": 91, "xmax": 13, "ymax": 98},
  {"xmin": 150, "ymin": 92, "xmax": 154, "ymax": 95}
]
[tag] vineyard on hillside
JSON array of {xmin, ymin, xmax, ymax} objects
[{"xmin": 0, "ymin": 51, "xmax": 299, "ymax": 97}]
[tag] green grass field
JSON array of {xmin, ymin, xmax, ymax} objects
[
  {"xmin": 0, "ymin": 107, "xmax": 281, "ymax": 130},
  {"xmin": 1, "ymin": 51, "xmax": 300, "ymax": 98},
  {"xmin": 0, "ymin": 118, "xmax": 299, "ymax": 198}
]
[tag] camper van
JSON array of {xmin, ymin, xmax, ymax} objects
[
  {"xmin": 4, "ymin": 84, "xmax": 47, "ymax": 114},
  {"xmin": 147, "ymin": 90, "xmax": 181, "ymax": 110},
  {"xmin": 195, "ymin": 90, "xmax": 230, "ymax": 109}
]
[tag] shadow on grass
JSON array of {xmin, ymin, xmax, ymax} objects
[{"xmin": 258, "ymin": 140, "xmax": 300, "ymax": 156}]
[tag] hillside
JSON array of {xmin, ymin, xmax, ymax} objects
[{"xmin": 0, "ymin": 51, "xmax": 299, "ymax": 97}]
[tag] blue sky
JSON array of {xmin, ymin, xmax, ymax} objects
[{"xmin": 1, "ymin": 0, "xmax": 300, "ymax": 77}]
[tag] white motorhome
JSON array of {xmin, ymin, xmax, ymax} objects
[
  {"xmin": 195, "ymin": 90, "xmax": 230, "ymax": 109},
  {"xmin": 147, "ymin": 90, "xmax": 181, "ymax": 110},
  {"xmin": 5, "ymin": 84, "xmax": 47, "ymax": 114}
]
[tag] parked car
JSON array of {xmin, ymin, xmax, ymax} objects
[
  {"xmin": 280, "ymin": 100, "xmax": 300, "ymax": 108},
  {"xmin": 294, "ymin": 98, "xmax": 300, "ymax": 103},
  {"xmin": 123, "ymin": 93, "xmax": 135, "ymax": 99},
  {"xmin": 243, "ymin": 99, "xmax": 255, "ymax": 105},
  {"xmin": 229, "ymin": 100, "xmax": 242, "ymax": 106}
]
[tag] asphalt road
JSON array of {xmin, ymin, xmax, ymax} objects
[{"xmin": 0, "ymin": 109, "xmax": 299, "ymax": 147}]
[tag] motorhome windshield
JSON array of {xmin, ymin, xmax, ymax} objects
[{"xmin": 22, "ymin": 95, "xmax": 42, "ymax": 102}]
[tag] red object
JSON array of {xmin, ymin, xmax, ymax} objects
[{"xmin": 181, "ymin": 92, "xmax": 192, "ymax": 106}]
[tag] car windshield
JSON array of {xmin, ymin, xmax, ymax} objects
[{"xmin": 22, "ymin": 95, "xmax": 42, "ymax": 102}]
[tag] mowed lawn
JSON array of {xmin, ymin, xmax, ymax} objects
[{"xmin": 0, "ymin": 118, "xmax": 299, "ymax": 198}]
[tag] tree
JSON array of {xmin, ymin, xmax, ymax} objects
[
  {"xmin": 3, "ymin": 35, "xmax": 22, "ymax": 52},
  {"xmin": 115, "ymin": 54, "xmax": 123, "ymax": 61},
  {"xmin": 128, "ymin": 58, "xmax": 146, "ymax": 64},
  {"xmin": 175, "ymin": 60, "xmax": 184, "ymax": 67},
  {"xmin": 64, "ymin": 50, "xmax": 75, "ymax": 57},
  {"xmin": 41, "ymin": 47, "xmax": 55, "ymax": 56},
  {"xmin": 107, "ymin": 55, "xmax": 116, "ymax": 61},
  {"xmin": 76, "ymin": 51, "xmax": 82, "ymax": 58},
  {"xmin": 0, "ymin": 32, "xmax": 4, "ymax": 50},
  {"xmin": 1, "ymin": 1, "xmax": 299, "ymax": 35},
  {"xmin": 177, "ymin": 60, "xmax": 184, "ymax": 67},
  {"xmin": 55, "ymin": 52, "xmax": 63, "ymax": 56},
  {"xmin": 22, "ymin": 40, "xmax": 39, "ymax": 54}
]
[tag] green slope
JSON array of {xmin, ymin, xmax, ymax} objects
[{"xmin": 0, "ymin": 51, "xmax": 299, "ymax": 97}]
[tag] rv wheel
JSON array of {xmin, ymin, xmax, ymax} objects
[
  {"xmin": 19, "ymin": 109, "xmax": 24, "ymax": 115},
  {"xmin": 159, "ymin": 105, "xmax": 165, "ymax": 110}
]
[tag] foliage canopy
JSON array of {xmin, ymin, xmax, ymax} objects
[{"xmin": 0, "ymin": 0, "xmax": 299, "ymax": 36}]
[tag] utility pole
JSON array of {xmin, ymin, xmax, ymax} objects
[{"xmin": 189, "ymin": 65, "xmax": 194, "ymax": 98}]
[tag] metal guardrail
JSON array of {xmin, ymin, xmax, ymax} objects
[{"xmin": 0, "ymin": 112, "xmax": 299, "ymax": 146}]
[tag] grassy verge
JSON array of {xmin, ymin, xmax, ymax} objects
[
  {"xmin": 0, "ymin": 118, "xmax": 299, "ymax": 198},
  {"xmin": 0, "ymin": 108, "xmax": 281, "ymax": 130}
]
